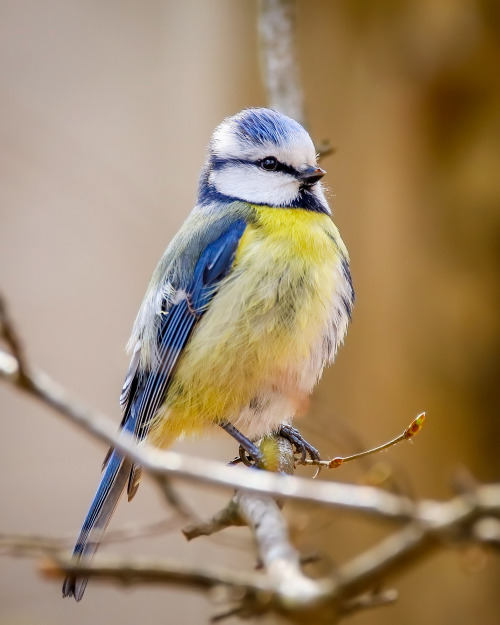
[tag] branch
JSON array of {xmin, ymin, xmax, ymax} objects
[
  {"xmin": 0, "ymin": 351, "xmax": 415, "ymax": 517},
  {"xmin": 42, "ymin": 553, "xmax": 273, "ymax": 594},
  {"xmin": 2, "ymin": 481, "xmax": 500, "ymax": 621},
  {"xmin": 0, "ymin": 294, "xmax": 30, "ymax": 383},
  {"xmin": 236, "ymin": 462, "xmax": 325, "ymax": 608},
  {"xmin": 187, "ymin": 438, "xmax": 325, "ymax": 611},
  {"xmin": 300, "ymin": 413, "xmax": 426, "ymax": 471},
  {"xmin": 3, "ymin": 296, "xmax": 498, "ymax": 538},
  {"xmin": 0, "ymin": 517, "xmax": 184, "ymax": 558},
  {"xmin": 0, "ymin": 297, "xmax": 416, "ymax": 522},
  {"xmin": 339, "ymin": 589, "xmax": 398, "ymax": 618},
  {"xmin": 258, "ymin": 0, "xmax": 305, "ymax": 126},
  {"xmin": 183, "ymin": 500, "xmax": 245, "ymax": 540},
  {"xmin": 1, "ymin": 533, "xmax": 329, "ymax": 617},
  {"xmin": 184, "ymin": 436, "xmax": 296, "ymax": 540},
  {"xmin": 3, "ymin": 300, "xmax": 500, "ymax": 620},
  {"xmin": 336, "ymin": 483, "xmax": 500, "ymax": 601},
  {"xmin": 257, "ymin": 0, "xmax": 332, "ymax": 157}
]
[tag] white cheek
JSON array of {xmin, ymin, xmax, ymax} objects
[{"xmin": 210, "ymin": 164, "xmax": 299, "ymax": 206}]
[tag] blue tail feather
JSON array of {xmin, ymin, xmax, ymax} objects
[{"xmin": 62, "ymin": 449, "xmax": 132, "ymax": 601}]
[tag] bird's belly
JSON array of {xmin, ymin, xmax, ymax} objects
[{"xmin": 148, "ymin": 208, "xmax": 351, "ymax": 446}]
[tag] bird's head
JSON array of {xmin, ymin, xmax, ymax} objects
[{"xmin": 198, "ymin": 108, "xmax": 329, "ymax": 213}]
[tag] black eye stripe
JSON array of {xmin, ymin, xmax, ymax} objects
[
  {"xmin": 257, "ymin": 158, "xmax": 298, "ymax": 176},
  {"xmin": 210, "ymin": 156, "xmax": 300, "ymax": 177}
]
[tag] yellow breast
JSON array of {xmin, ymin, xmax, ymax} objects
[{"xmin": 148, "ymin": 206, "xmax": 347, "ymax": 446}]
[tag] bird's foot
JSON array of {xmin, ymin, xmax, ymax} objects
[
  {"xmin": 278, "ymin": 425, "xmax": 320, "ymax": 463},
  {"xmin": 227, "ymin": 446, "xmax": 264, "ymax": 467},
  {"xmin": 220, "ymin": 421, "xmax": 264, "ymax": 467}
]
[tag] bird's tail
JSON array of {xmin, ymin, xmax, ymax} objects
[{"xmin": 62, "ymin": 449, "xmax": 133, "ymax": 601}]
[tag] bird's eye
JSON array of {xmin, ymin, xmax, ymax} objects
[{"xmin": 260, "ymin": 156, "xmax": 278, "ymax": 171}]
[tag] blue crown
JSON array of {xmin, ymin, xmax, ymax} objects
[{"xmin": 232, "ymin": 108, "xmax": 305, "ymax": 147}]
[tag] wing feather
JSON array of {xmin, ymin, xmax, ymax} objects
[{"xmin": 120, "ymin": 218, "xmax": 247, "ymax": 498}]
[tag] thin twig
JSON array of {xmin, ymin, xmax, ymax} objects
[
  {"xmin": 0, "ymin": 517, "xmax": 183, "ymax": 556},
  {"xmin": 300, "ymin": 413, "xmax": 426, "ymax": 470}
]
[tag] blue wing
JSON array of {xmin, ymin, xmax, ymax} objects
[
  {"xmin": 63, "ymin": 218, "xmax": 247, "ymax": 601},
  {"xmin": 123, "ymin": 217, "xmax": 247, "ymax": 497}
]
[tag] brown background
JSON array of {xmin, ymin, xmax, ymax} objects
[{"xmin": 1, "ymin": 1, "xmax": 499, "ymax": 624}]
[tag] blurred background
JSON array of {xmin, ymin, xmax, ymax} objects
[{"xmin": 1, "ymin": 1, "xmax": 499, "ymax": 623}]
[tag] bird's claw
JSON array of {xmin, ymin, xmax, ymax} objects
[
  {"xmin": 228, "ymin": 445, "xmax": 263, "ymax": 467},
  {"xmin": 239, "ymin": 445, "xmax": 255, "ymax": 467},
  {"xmin": 278, "ymin": 425, "xmax": 321, "ymax": 463}
]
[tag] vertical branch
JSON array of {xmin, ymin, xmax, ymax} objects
[
  {"xmin": 257, "ymin": 0, "xmax": 306, "ymax": 126},
  {"xmin": 235, "ymin": 438, "xmax": 325, "ymax": 605}
]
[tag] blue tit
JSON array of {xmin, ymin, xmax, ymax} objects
[{"xmin": 63, "ymin": 108, "xmax": 354, "ymax": 600}]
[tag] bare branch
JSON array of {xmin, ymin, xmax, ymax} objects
[
  {"xmin": 0, "ymin": 534, "xmax": 66, "ymax": 558},
  {"xmin": 183, "ymin": 500, "xmax": 245, "ymax": 540},
  {"xmin": 104, "ymin": 517, "xmax": 185, "ymax": 545},
  {"xmin": 258, "ymin": 0, "xmax": 305, "ymax": 126},
  {"xmin": 0, "ymin": 517, "xmax": 184, "ymax": 558},
  {"xmin": 300, "ymin": 413, "xmax": 426, "ymax": 470},
  {"xmin": 42, "ymin": 553, "xmax": 275, "ymax": 599},
  {"xmin": 339, "ymin": 589, "xmax": 398, "ymax": 618},
  {"xmin": 184, "ymin": 436, "xmax": 296, "ymax": 540},
  {"xmin": 336, "ymin": 483, "xmax": 500, "ymax": 600},
  {"xmin": 257, "ymin": 0, "xmax": 332, "ymax": 158},
  {"xmin": 189, "ymin": 437, "xmax": 327, "ymax": 607},
  {"xmin": 3, "ymin": 478, "xmax": 500, "ymax": 620},
  {"xmin": 235, "ymin": 437, "xmax": 324, "ymax": 606},
  {"xmin": 237, "ymin": 487, "xmax": 325, "ymax": 607},
  {"xmin": 0, "ymin": 296, "xmax": 416, "ymax": 522},
  {"xmin": 0, "ymin": 295, "xmax": 30, "ymax": 383},
  {"xmin": 3, "ymin": 296, "xmax": 497, "ymax": 534},
  {"xmin": 1, "ymin": 350, "xmax": 414, "ymax": 518}
]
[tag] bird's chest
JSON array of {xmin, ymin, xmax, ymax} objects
[
  {"xmin": 159, "ymin": 207, "xmax": 351, "ymax": 434},
  {"xmin": 180, "ymin": 207, "xmax": 349, "ymax": 379},
  {"xmin": 235, "ymin": 207, "xmax": 341, "ymax": 333}
]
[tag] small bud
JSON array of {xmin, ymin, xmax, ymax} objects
[
  {"xmin": 329, "ymin": 457, "xmax": 343, "ymax": 469},
  {"xmin": 404, "ymin": 412, "xmax": 426, "ymax": 439}
]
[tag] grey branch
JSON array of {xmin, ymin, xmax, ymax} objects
[
  {"xmin": 2, "ymin": 293, "xmax": 500, "ymax": 529},
  {"xmin": 2, "ymin": 295, "xmax": 497, "ymax": 621},
  {"xmin": 0, "ymin": 298, "xmax": 415, "ymax": 522},
  {"xmin": 2, "ymin": 294, "xmax": 500, "ymax": 620},
  {"xmin": 258, "ymin": 0, "xmax": 305, "ymax": 126},
  {"xmin": 2, "ymin": 481, "xmax": 500, "ymax": 621},
  {"xmin": 257, "ymin": 0, "xmax": 333, "ymax": 157},
  {"xmin": 236, "ymin": 439, "xmax": 327, "ymax": 609},
  {"xmin": 183, "ymin": 500, "xmax": 245, "ymax": 540},
  {"xmin": 183, "ymin": 436, "xmax": 295, "ymax": 540},
  {"xmin": 185, "ymin": 437, "xmax": 325, "ymax": 609}
]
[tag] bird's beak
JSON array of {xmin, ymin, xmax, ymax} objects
[{"xmin": 297, "ymin": 165, "xmax": 326, "ymax": 186}]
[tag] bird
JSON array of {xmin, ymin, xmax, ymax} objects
[{"xmin": 62, "ymin": 107, "xmax": 354, "ymax": 600}]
